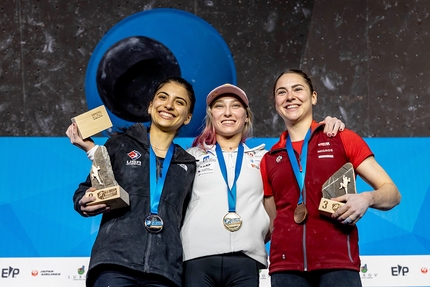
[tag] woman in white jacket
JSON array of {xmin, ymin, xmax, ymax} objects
[{"xmin": 181, "ymin": 84, "xmax": 269, "ymax": 287}]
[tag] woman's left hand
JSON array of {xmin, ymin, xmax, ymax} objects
[
  {"xmin": 321, "ymin": 116, "xmax": 345, "ymax": 137},
  {"xmin": 331, "ymin": 192, "xmax": 373, "ymax": 225}
]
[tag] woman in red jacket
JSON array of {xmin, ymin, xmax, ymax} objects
[{"xmin": 261, "ymin": 69, "xmax": 401, "ymax": 287}]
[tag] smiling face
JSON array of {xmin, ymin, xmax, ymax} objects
[
  {"xmin": 274, "ymin": 72, "xmax": 317, "ymax": 127},
  {"xmin": 147, "ymin": 81, "xmax": 192, "ymax": 134},
  {"xmin": 210, "ymin": 95, "xmax": 248, "ymax": 141}
]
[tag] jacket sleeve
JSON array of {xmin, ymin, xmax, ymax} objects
[{"xmin": 72, "ymin": 174, "xmax": 92, "ymax": 217}]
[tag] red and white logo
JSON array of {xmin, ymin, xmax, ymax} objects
[{"xmin": 128, "ymin": 150, "xmax": 141, "ymax": 160}]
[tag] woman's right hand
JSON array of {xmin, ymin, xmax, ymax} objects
[
  {"xmin": 65, "ymin": 123, "xmax": 96, "ymax": 152},
  {"xmin": 79, "ymin": 187, "xmax": 111, "ymax": 216}
]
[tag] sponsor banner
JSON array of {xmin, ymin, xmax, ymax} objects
[
  {"xmin": 0, "ymin": 257, "xmax": 88, "ymax": 287},
  {"xmin": 0, "ymin": 255, "xmax": 428, "ymax": 287},
  {"xmin": 360, "ymin": 255, "xmax": 430, "ymax": 287},
  {"xmin": 258, "ymin": 255, "xmax": 430, "ymax": 287}
]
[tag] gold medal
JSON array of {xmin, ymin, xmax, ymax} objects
[
  {"xmin": 294, "ymin": 203, "xmax": 308, "ymax": 224},
  {"xmin": 223, "ymin": 212, "xmax": 242, "ymax": 232}
]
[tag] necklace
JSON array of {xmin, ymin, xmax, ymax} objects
[{"xmin": 152, "ymin": 145, "xmax": 168, "ymax": 152}]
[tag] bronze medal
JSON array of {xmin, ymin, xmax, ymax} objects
[
  {"xmin": 294, "ymin": 203, "xmax": 308, "ymax": 224},
  {"xmin": 223, "ymin": 212, "xmax": 242, "ymax": 232},
  {"xmin": 144, "ymin": 214, "xmax": 164, "ymax": 233}
]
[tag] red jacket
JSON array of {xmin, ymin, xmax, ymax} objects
[{"xmin": 261, "ymin": 121, "xmax": 372, "ymax": 274}]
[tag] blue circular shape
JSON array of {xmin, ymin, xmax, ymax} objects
[{"xmin": 85, "ymin": 8, "xmax": 237, "ymax": 137}]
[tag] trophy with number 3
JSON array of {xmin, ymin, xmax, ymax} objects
[{"xmin": 318, "ymin": 163, "xmax": 356, "ymax": 217}]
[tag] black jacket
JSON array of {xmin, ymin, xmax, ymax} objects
[{"xmin": 73, "ymin": 123, "xmax": 196, "ymax": 286}]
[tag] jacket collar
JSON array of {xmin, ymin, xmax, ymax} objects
[
  {"xmin": 125, "ymin": 123, "xmax": 195, "ymax": 163},
  {"xmin": 125, "ymin": 123, "xmax": 150, "ymax": 149},
  {"xmin": 203, "ymin": 142, "xmax": 265, "ymax": 155},
  {"xmin": 270, "ymin": 120, "xmax": 324, "ymax": 153}
]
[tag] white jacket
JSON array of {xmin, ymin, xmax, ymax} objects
[{"xmin": 181, "ymin": 143, "xmax": 270, "ymax": 268}]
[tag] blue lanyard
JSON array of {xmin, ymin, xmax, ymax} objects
[
  {"xmin": 215, "ymin": 143, "xmax": 244, "ymax": 212},
  {"xmin": 149, "ymin": 142, "xmax": 174, "ymax": 214},
  {"xmin": 286, "ymin": 129, "xmax": 311, "ymax": 205}
]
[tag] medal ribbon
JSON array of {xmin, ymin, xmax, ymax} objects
[
  {"xmin": 149, "ymin": 141, "xmax": 175, "ymax": 214},
  {"xmin": 286, "ymin": 129, "xmax": 311, "ymax": 205},
  {"xmin": 215, "ymin": 143, "xmax": 244, "ymax": 212}
]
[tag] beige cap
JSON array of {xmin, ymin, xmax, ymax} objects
[{"xmin": 206, "ymin": 84, "xmax": 249, "ymax": 107}]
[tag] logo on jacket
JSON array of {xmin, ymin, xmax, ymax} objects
[
  {"xmin": 127, "ymin": 150, "xmax": 142, "ymax": 166},
  {"xmin": 317, "ymin": 142, "xmax": 334, "ymax": 158},
  {"xmin": 276, "ymin": 155, "xmax": 282, "ymax": 163},
  {"xmin": 128, "ymin": 150, "xmax": 141, "ymax": 160}
]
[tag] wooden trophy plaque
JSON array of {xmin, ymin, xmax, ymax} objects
[
  {"xmin": 71, "ymin": 106, "xmax": 129, "ymax": 210},
  {"xmin": 86, "ymin": 145, "xmax": 129, "ymax": 210},
  {"xmin": 71, "ymin": 105, "xmax": 112, "ymax": 139},
  {"xmin": 318, "ymin": 163, "xmax": 356, "ymax": 217}
]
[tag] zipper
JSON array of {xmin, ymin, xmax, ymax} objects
[
  {"xmin": 144, "ymin": 232, "xmax": 153, "ymax": 271},
  {"xmin": 227, "ymin": 150, "xmax": 236, "ymax": 252},
  {"xmin": 303, "ymin": 186, "xmax": 308, "ymax": 271},
  {"xmin": 298, "ymin": 154, "xmax": 303, "ymax": 172}
]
